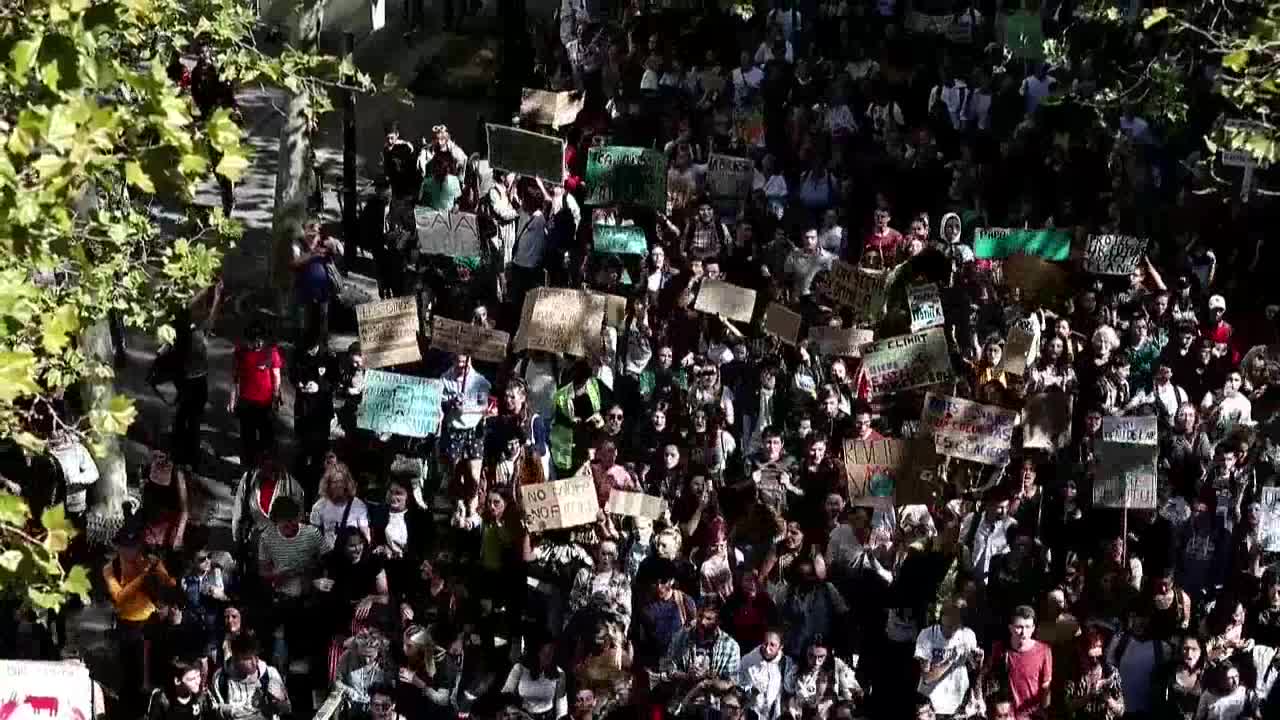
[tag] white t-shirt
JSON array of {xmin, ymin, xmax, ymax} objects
[
  {"xmin": 309, "ymin": 496, "xmax": 370, "ymax": 551},
  {"xmin": 914, "ymin": 625, "xmax": 978, "ymax": 715},
  {"xmin": 384, "ymin": 509, "xmax": 409, "ymax": 549},
  {"xmin": 1020, "ymin": 74, "xmax": 1056, "ymax": 114}
]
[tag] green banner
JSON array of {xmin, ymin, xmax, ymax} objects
[
  {"xmin": 585, "ymin": 146, "xmax": 668, "ymax": 210},
  {"xmin": 593, "ymin": 224, "xmax": 648, "ymax": 255},
  {"xmin": 974, "ymin": 228, "xmax": 1072, "ymax": 261}
]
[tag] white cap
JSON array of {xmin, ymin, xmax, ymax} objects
[{"xmin": 1209, "ymin": 294, "xmax": 1227, "ymax": 310}]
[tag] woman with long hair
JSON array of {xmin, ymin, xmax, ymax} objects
[
  {"xmin": 759, "ymin": 516, "xmax": 826, "ymax": 602},
  {"xmin": 568, "ymin": 540, "xmax": 633, "ymax": 629},
  {"xmin": 140, "ymin": 446, "xmax": 190, "ymax": 551},
  {"xmin": 1063, "ymin": 630, "xmax": 1124, "ymax": 720},
  {"xmin": 310, "ymin": 454, "xmax": 371, "ymax": 552},
  {"xmin": 782, "ymin": 635, "xmax": 860, "ymax": 717},
  {"xmin": 1161, "ymin": 635, "xmax": 1206, "ymax": 720},
  {"xmin": 501, "ymin": 636, "xmax": 569, "ymax": 720},
  {"xmin": 1027, "ymin": 333, "xmax": 1079, "ymax": 394}
]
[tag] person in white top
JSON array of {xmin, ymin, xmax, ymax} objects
[
  {"xmin": 1020, "ymin": 64, "xmax": 1057, "ymax": 115},
  {"xmin": 915, "ymin": 598, "xmax": 982, "ymax": 717},
  {"xmin": 501, "ymin": 638, "xmax": 569, "ymax": 719},
  {"xmin": 929, "ymin": 73, "xmax": 971, "ymax": 131},
  {"xmin": 309, "ymin": 457, "xmax": 370, "ymax": 552},
  {"xmin": 738, "ymin": 630, "xmax": 793, "ymax": 720},
  {"xmin": 959, "ymin": 493, "xmax": 1016, "ymax": 584},
  {"xmin": 731, "ymin": 50, "xmax": 764, "ymax": 108}
]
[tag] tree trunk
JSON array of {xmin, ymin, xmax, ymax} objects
[
  {"xmin": 269, "ymin": 0, "xmax": 323, "ymax": 309},
  {"xmin": 82, "ymin": 320, "xmax": 129, "ymax": 547}
]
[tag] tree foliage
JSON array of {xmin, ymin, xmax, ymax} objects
[{"xmin": 0, "ymin": 0, "xmax": 378, "ymax": 612}]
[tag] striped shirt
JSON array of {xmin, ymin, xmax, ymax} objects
[{"xmin": 258, "ymin": 524, "xmax": 324, "ymax": 597}]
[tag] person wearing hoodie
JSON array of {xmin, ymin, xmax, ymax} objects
[
  {"xmin": 737, "ymin": 629, "xmax": 793, "ymax": 720},
  {"xmin": 210, "ymin": 633, "xmax": 290, "ymax": 720},
  {"xmin": 932, "ymin": 212, "xmax": 974, "ymax": 268}
]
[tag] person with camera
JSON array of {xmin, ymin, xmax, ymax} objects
[
  {"xmin": 210, "ymin": 633, "xmax": 291, "ymax": 720},
  {"xmin": 104, "ymin": 525, "xmax": 180, "ymax": 719}
]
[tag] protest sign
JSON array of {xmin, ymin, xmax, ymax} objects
[
  {"xmin": 997, "ymin": 318, "xmax": 1041, "ymax": 376},
  {"xmin": 427, "ymin": 316, "xmax": 510, "ymax": 364},
  {"xmin": 921, "ymin": 392, "xmax": 1019, "ymax": 465},
  {"xmin": 844, "ymin": 438, "xmax": 904, "ymax": 508},
  {"xmin": 519, "ymin": 88, "xmax": 585, "ymax": 129},
  {"xmin": 807, "ymin": 326, "xmax": 874, "ymax": 357},
  {"xmin": 356, "ymin": 370, "xmax": 443, "ymax": 438},
  {"xmin": 514, "ymin": 288, "xmax": 606, "ymax": 356},
  {"xmin": 0, "ymin": 660, "xmax": 94, "ymax": 720},
  {"xmin": 693, "ymin": 279, "xmax": 757, "ymax": 324},
  {"xmin": 1085, "ymin": 234, "xmax": 1149, "ymax": 275},
  {"xmin": 606, "ymin": 491, "xmax": 667, "ymax": 519},
  {"xmin": 486, "ymin": 124, "xmax": 566, "ymax": 183},
  {"xmin": 585, "ymin": 146, "xmax": 668, "ymax": 210},
  {"xmin": 974, "ymin": 228, "xmax": 1072, "ymax": 261},
  {"xmin": 586, "ymin": 291, "xmax": 628, "ymax": 328},
  {"xmin": 521, "ymin": 476, "xmax": 600, "ymax": 531},
  {"xmin": 1092, "ymin": 442, "xmax": 1157, "ymax": 509},
  {"xmin": 819, "ymin": 261, "xmax": 886, "ymax": 321},
  {"xmin": 1002, "ymin": 254, "xmax": 1072, "ymax": 304},
  {"xmin": 707, "ymin": 154, "xmax": 754, "ymax": 201},
  {"xmin": 1261, "ymin": 487, "xmax": 1280, "ymax": 551},
  {"xmin": 593, "ymin": 224, "xmax": 648, "ymax": 255},
  {"xmin": 356, "ymin": 297, "xmax": 422, "ymax": 368},
  {"xmin": 1101, "ymin": 416, "xmax": 1159, "ymax": 446},
  {"xmin": 1023, "ymin": 392, "xmax": 1072, "ymax": 450},
  {"xmin": 908, "ymin": 283, "xmax": 945, "ymax": 332},
  {"xmin": 1004, "ymin": 11, "xmax": 1044, "ymax": 60},
  {"xmin": 416, "ymin": 209, "xmax": 480, "ymax": 257},
  {"xmin": 861, "ymin": 328, "xmax": 954, "ymax": 395},
  {"xmin": 763, "ymin": 302, "xmax": 802, "ymax": 345}
]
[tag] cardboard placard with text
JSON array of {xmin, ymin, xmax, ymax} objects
[
  {"xmin": 807, "ymin": 326, "xmax": 875, "ymax": 357},
  {"xmin": 908, "ymin": 283, "xmax": 945, "ymax": 332},
  {"xmin": 1101, "ymin": 415, "xmax": 1158, "ymax": 446},
  {"xmin": 996, "ymin": 318, "xmax": 1041, "ymax": 376},
  {"xmin": 356, "ymin": 297, "xmax": 422, "ymax": 368},
  {"xmin": 606, "ymin": 491, "xmax": 667, "ymax": 519},
  {"xmin": 707, "ymin": 154, "xmax": 754, "ymax": 201},
  {"xmin": 1085, "ymin": 234, "xmax": 1149, "ymax": 275},
  {"xmin": 514, "ymin": 288, "xmax": 606, "ymax": 357},
  {"xmin": 763, "ymin": 302, "xmax": 802, "ymax": 345},
  {"xmin": 356, "ymin": 370, "xmax": 443, "ymax": 438},
  {"xmin": 843, "ymin": 437, "xmax": 939, "ymax": 507},
  {"xmin": 861, "ymin": 328, "xmax": 954, "ymax": 395},
  {"xmin": 818, "ymin": 261, "xmax": 886, "ymax": 322},
  {"xmin": 593, "ymin": 224, "xmax": 648, "ymax": 255},
  {"xmin": 1092, "ymin": 441, "xmax": 1157, "ymax": 509},
  {"xmin": 693, "ymin": 279, "xmax": 757, "ymax": 324},
  {"xmin": 486, "ymin": 124, "xmax": 566, "ymax": 183},
  {"xmin": 585, "ymin": 146, "xmax": 668, "ymax": 210},
  {"xmin": 921, "ymin": 392, "xmax": 1019, "ymax": 465},
  {"xmin": 427, "ymin": 316, "xmax": 510, "ymax": 364},
  {"xmin": 519, "ymin": 88, "xmax": 585, "ymax": 129},
  {"xmin": 521, "ymin": 476, "xmax": 600, "ymax": 531},
  {"xmin": 416, "ymin": 209, "xmax": 481, "ymax": 257}
]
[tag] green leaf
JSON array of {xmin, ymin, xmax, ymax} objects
[
  {"xmin": 157, "ymin": 323, "xmax": 176, "ymax": 346},
  {"xmin": 60, "ymin": 565, "xmax": 90, "ymax": 600},
  {"xmin": 41, "ymin": 304, "xmax": 81, "ymax": 354},
  {"xmin": 1223, "ymin": 50, "xmax": 1250, "ymax": 72},
  {"xmin": 27, "ymin": 586, "xmax": 64, "ymax": 611},
  {"xmin": 45, "ymin": 105, "xmax": 78, "ymax": 153},
  {"xmin": 40, "ymin": 505, "xmax": 74, "ymax": 536},
  {"xmin": 1143, "ymin": 6, "xmax": 1168, "ymax": 28},
  {"xmin": 124, "ymin": 160, "xmax": 155, "ymax": 193},
  {"xmin": 215, "ymin": 149, "xmax": 250, "ymax": 182},
  {"xmin": 0, "ymin": 494, "xmax": 30, "ymax": 527},
  {"xmin": 0, "ymin": 351, "xmax": 41, "ymax": 404},
  {"xmin": 0, "ymin": 550, "xmax": 23, "ymax": 572},
  {"xmin": 10, "ymin": 38, "xmax": 42, "ymax": 80},
  {"xmin": 43, "ymin": 530, "xmax": 69, "ymax": 554},
  {"xmin": 178, "ymin": 153, "xmax": 208, "ymax": 176},
  {"xmin": 94, "ymin": 394, "xmax": 137, "ymax": 435}
]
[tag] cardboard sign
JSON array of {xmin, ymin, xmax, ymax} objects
[
  {"xmin": 1023, "ymin": 392, "xmax": 1073, "ymax": 450},
  {"xmin": 1261, "ymin": 487, "xmax": 1280, "ymax": 551},
  {"xmin": 356, "ymin": 370, "xmax": 443, "ymax": 438},
  {"xmin": 763, "ymin": 302, "xmax": 802, "ymax": 345},
  {"xmin": 1092, "ymin": 442, "xmax": 1157, "ymax": 509},
  {"xmin": 921, "ymin": 392, "xmax": 1019, "ymax": 465},
  {"xmin": 974, "ymin": 228, "xmax": 1072, "ymax": 261},
  {"xmin": 0, "ymin": 661, "xmax": 94, "ymax": 720},
  {"xmin": 587, "ymin": 291, "xmax": 628, "ymax": 329},
  {"xmin": 585, "ymin": 146, "xmax": 668, "ymax": 210},
  {"xmin": 416, "ymin": 209, "xmax": 480, "ymax": 257},
  {"xmin": 427, "ymin": 316, "xmax": 510, "ymax": 364},
  {"xmin": 514, "ymin": 288, "xmax": 606, "ymax": 357},
  {"xmin": 908, "ymin": 283, "xmax": 945, "ymax": 332},
  {"xmin": 844, "ymin": 438, "xmax": 905, "ymax": 508},
  {"xmin": 1101, "ymin": 416, "xmax": 1158, "ymax": 446},
  {"xmin": 807, "ymin": 326, "xmax": 874, "ymax": 357},
  {"xmin": 593, "ymin": 224, "xmax": 648, "ymax": 255},
  {"xmin": 707, "ymin": 154, "xmax": 754, "ymax": 200},
  {"xmin": 693, "ymin": 279, "xmax": 757, "ymax": 324},
  {"xmin": 519, "ymin": 88, "xmax": 585, "ymax": 129},
  {"xmin": 1085, "ymin": 234, "xmax": 1149, "ymax": 275},
  {"xmin": 606, "ymin": 490, "xmax": 667, "ymax": 519},
  {"xmin": 819, "ymin": 261, "xmax": 886, "ymax": 321},
  {"xmin": 486, "ymin": 124, "xmax": 566, "ymax": 183},
  {"xmin": 521, "ymin": 476, "xmax": 600, "ymax": 531},
  {"xmin": 861, "ymin": 328, "xmax": 954, "ymax": 395},
  {"xmin": 997, "ymin": 318, "xmax": 1040, "ymax": 376},
  {"xmin": 356, "ymin": 297, "xmax": 422, "ymax": 368}
]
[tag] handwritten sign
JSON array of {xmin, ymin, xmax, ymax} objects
[
  {"xmin": 1023, "ymin": 392, "xmax": 1072, "ymax": 450},
  {"xmin": 844, "ymin": 438, "xmax": 905, "ymax": 508},
  {"xmin": 486, "ymin": 124, "xmax": 566, "ymax": 183},
  {"xmin": 606, "ymin": 491, "xmax": 667, "ymax": 519},
  {"xmin": 356, "ymin": 370, "xmax": 443, "ymax": 438},
  {"xmin": 514, "ymin": 288, "xmax": 606, "ymax": 356},
  {"xmin": 585, "ymin": 146, "xmax": 668, "ymax": 210},
  {"xmin": 693, "ymin": 279, "xmax": 757, "ymax": 324},
  {"xmin": 356, "ymin": 297, "xmax": 422, "ymax": 368},
  {"xmin": 521, "ymin": 476, "xmax": 600, "ymax": 531},
  {"xmin": 593, "ymin": 224, "xmax": 648, "ymax": 255},
  {"xmin": 974, "ymin": 228, "xmax": 1072, "ymax": 261},
  {"xmin": 1092, "ymin": 442, "xmax": 1157, "ymax": 509},
  {"xmin": 862, "ymin": 328, "xmax": 954, "ymax": 395},
  {"xmin": 819, "ymin": 261, "xmax": 886, "ymax": 322},
  {"xmin": 1262, "ymin": 487, "xmax": 1280, "ymax": 551},
  {"xmin": 807, "ymin": 326, "xmax": 874, "ymax": 357},
  {"xmin": 0, "ymin": 661, "xmax": 94, "ymax": 720},
  {"xmin": 908, "ymin": 283, "xmax": 944, "ymax": 332},
  {"xmin": 416, "ymin": 209, "xmax": 480, "ymax": 257},
  {"xmin": 519, "ymin": 88, "xmax": 585, "ymax": 129},
  {"xmin": 707, "ymin": 154, "xmax": 754, "ymax": 201},
  {"xmin": 763, "ymin": 302, "xmax": 802, "ymax": 345},
  {"xmin": 921, "ymin": 392, "xmax": 1019, "ymax": 465},
  {"xmin": 1085, "ymin": 234, "xmax": 1149, "ymax": 275},
  {"xmin": 427, "ymin": 316, "xmax": 510, "ymax": 364},
  {"xmin": 1101, "ymin": 416, "xmax": 1158, "ymax": 446},
  {"xmin": 997, "ymin": 318, "xmax": 1040, "ymax": 376}
]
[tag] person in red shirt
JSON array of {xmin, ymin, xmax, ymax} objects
[
  {"xmin": 983, "ymin": 605, "xmax": 1052, "ymax": 719},
  {"xmin": 863, "ymin": 207, "xmax": 904, "ymax": 267},
  {"xmin": 228, "ymin": 322, "xmax": 283, "ymax": 465},
  {"xmin": 1202, "ymin": 294, "xmax": 1241, "ymax": 365}
]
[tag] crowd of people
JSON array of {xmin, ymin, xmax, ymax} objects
[{"xmin": 51, "ymin": 0, "xmax": 1280, "ymax": 719}]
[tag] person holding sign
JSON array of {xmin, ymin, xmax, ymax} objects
[{"xmin": 440, "ymin": 353, "xmax": 493, "ymax": 471}]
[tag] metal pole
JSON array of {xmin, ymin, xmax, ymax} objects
[{"xmin": 342, "ymin": 31, "xmax": 358, "ymax": 249}]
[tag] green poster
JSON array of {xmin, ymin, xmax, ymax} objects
[
  {"xmin": 593, "ymin": 224, "xmax": 648, "ymax": 255},
  {"xmin": 974, "ymin": 228, "xmax": 1072, "ymax": 261},
  {"xmin": 1005, "ymin": 11, "xmax": 1044, "ymax": 60},
  {"xmin": 585, "ymin": 146, "xmax": 668, "ymax": 210}
]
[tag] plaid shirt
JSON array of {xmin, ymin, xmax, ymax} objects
[{"xmin": 666, "ymin": 627, "xmax": 742, "ymax": 680}]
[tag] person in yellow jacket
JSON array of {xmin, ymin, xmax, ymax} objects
[
  {"xmin": 104, "ymin": 526, "xmax": 179, "ymax": 718},
  {"xmin": 550, "ymin": 360, "xmax": 609, "ymax": 476}
]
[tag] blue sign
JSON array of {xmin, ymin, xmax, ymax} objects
[{"xmin": 357, "ymin": 370, "xmax": 443, "ymax": 437}]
